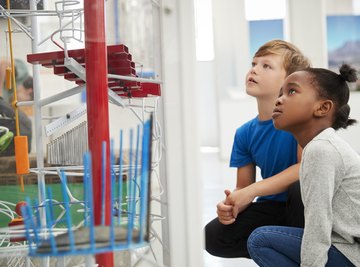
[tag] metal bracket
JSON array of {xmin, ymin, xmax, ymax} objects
[
  {"xmin": 45, "ymin": 104, "xmax": 87, "ymax": 137},
  {"xmin": 64, "ymin": 57, "xmax": 86, "ymax": 81}
]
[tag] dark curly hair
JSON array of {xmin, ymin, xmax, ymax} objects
[{"xmin": 304, "ymin": 64, "xmax": 358, "ymax": 130}]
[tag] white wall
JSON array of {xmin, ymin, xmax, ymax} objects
[
  {"xmin": 205, "ymin": 0, "xmax": 360, "ymax": 160},
  {"xmin": 337, "ymin": 92, "xmax": 360, "ymax": 154},
  {"xmin": 326, "ymin": 0, "xmax": 354, "ymax": 14}
]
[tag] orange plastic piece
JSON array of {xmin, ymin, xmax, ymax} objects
[
  {"xmin": 14, "ymin": 136, "xmax": 30, "ymax": 175},
  {"xmin": 5, "ymin": 66, "xmax": 12, "ymax": 89}
]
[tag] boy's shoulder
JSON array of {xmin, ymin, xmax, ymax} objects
[
  {"xmin": 235, "ymin": 116, "xmax": 295, "ymax": 146},
  {"xmin": 237, "ymin": 116, "xmax": 258, "ymax": 129},
  {"xmin": 236, "ymin": 116, "xmax": 274, "ymax": 132},
  {"xmin": 235, "ymin": 116, "xmax": 272, "ymax": 139}
]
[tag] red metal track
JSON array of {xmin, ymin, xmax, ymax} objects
[{"xmin": 27, "ymin": 44, "xmax": 160, "ymax": 97}]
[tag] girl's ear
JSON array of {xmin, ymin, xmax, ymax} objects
[{"xmin": 314, "ymin": 100, "xmax": 333, "ymax": 118}]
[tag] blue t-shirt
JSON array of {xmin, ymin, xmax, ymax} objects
[{"xmin": 230, "ymin": 116, "xmax": 298, "ymax": 202}]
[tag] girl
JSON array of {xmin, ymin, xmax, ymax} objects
[{"xmin": 247, "ymin": 64, "xmax": 360, "ymax": 267}]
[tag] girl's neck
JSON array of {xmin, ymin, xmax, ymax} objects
[{"xmin": 293, "ymin": 122, "xmax": 331, "ymax": 148}]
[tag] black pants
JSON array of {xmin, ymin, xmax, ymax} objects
[{"xmin": 204, "ymin": 181, "xmax": 304, "ymax": 258}]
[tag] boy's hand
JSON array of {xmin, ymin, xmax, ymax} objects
[
  {"xmin": 216, "ymin": 189, "xmax": 236, "ymax": 225},
  {"xmin": 227, "ymin": 188, "xmax": 255, "ymax": 218}
]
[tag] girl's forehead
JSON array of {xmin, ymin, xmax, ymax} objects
[
  {"xmin": 282, "ymin": 71, "xmax": 314, "ymax": 90},
  {"xmin": 286, "ymin": 71, "xmax": 310, "ymax": 82}
]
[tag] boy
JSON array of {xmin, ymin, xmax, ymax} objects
[{"xmin": 204, "ymin": 40, "xmax": 310, "ymax": 258}]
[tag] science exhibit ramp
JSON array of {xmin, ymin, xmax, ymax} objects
[
  {"xmin": 27, "ymin": 44, "xmax": 161, "ymax": 99},
  {"xmin": 20, "ymin": 118, "xmax": 153, "ymax": 259}
]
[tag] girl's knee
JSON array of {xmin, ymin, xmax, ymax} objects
[{"xmin": 247, "ymin": 226, "xmax": 274, "ymax": 253}]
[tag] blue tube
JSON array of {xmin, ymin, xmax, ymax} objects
[
  {"xmin": 60, "ymin": 171, "xmax": 75, "ymax": 252},
  {"xmin": 139, "ymin": 119, "xmax": 151, "ymax": 241},
  {"xmin": 45, "ymin": 187, "xmax": 57, "ymax": 253},
  {"xmin": 110, "ymin": 139, "xmax": 115, "ymax": 247},
  {"xmin": 117, "ymin": 129, "xmax": 123, "ymax": 226},
  {"xmin": 127, "ymin": 128, "xmax": 133, "ymax": 243}
]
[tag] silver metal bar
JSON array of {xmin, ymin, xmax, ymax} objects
[
  {"xmin": 108, "ymin": 73, "xmax": 162, "ymax": 84},
  {"xmin": 44, "ymin": 104, "xmax": 87, "ymax": 136},
  {"xmin": 0, "ymin": 5, "xmax": 33, "ymax": 39},
  {"xmin": 38, "ymin": 12, "xmax": 83, "ymax": 46},
  {"xmin": 39, "ymin": 85, "xmax": 85, "ymax": 107},
  {"xmin": 15, "ymin": 100, "xmax": 34, "ymax": 107},
  {"xmin": 64, "ymin": 57, "xmax": 86, "ymax": 81},
  {"xmin": 108, "ymin": 88, "xmax": 126, "ymax": 107},
  {"xmin": 29, "ymin": 2, "xmax": 50, "ymax": 266}
]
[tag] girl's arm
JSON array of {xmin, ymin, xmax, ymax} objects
[
  {"xmin": 228, "ymin": 145, "xmax": 302, "ymax": 217},
  {"xmin": 229, "ymin": 163, "xmax": 300, "ymax": 217},
  {"xmin": 300, "ymin": 142, "xmax": 338, "ymax": 266}
]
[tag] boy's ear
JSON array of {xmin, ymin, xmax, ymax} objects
[{"xmin": 314, "ymin": 100, "xmax": 333, "ymax": 117}]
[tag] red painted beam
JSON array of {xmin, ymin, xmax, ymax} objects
[{"xmin": 84, "ymin": 1, "xmax": 113, "ymax": 266}]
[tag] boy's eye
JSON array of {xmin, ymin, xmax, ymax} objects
[
  {"xmin": 263, "ymin": 64, "xmax": 271, "ymax": 69},
  {"xmin": 251, "ymin": 62, "xmax": 256, "ymax": 67}
]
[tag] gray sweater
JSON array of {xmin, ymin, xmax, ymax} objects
[{"xmin": 300, "ymin": 128, "xmax": 360, "ymax": 267}]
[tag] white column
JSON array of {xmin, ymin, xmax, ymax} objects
[
  {"xmin": 212, "ymin": 0, "xmax": 250, "ymax": 97},
  {"xmin": 161, "ymin": 0, "xmax": 203, "ymax": 266},
  {"xmin": 212, "ymin": 0, "xmax": 252, "ymax": 159},
  {"xmin": 285, "ymin": 0, "xmax": 328, "ymax": 67}
]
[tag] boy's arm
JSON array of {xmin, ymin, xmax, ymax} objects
[
  {"xmin": 246, "ymin": 144, "xmax": 302, "ymax": 197},
  {"xmin": 235, "ymin": 163, "xmax": 256, "ymax": 189},
  {"xmin": 228, "ymin": 145, "xmax": 302, "ymax": 217}
]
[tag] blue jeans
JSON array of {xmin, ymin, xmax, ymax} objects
[{"xmin": 247, "ymin": 226, "xmax": 355, "ymax": 267}]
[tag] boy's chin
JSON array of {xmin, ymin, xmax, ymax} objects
[{"xmin": 245, "ymin": 87, "xmax": 260, "ymax": 97}]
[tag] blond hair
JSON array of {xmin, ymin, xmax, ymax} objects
[{"xmin": 254, "ymin": 40, "xmax": 311, "ymax": 76}]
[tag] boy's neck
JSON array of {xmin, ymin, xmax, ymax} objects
[{"xmin": 256, "ymin": 97, "xmax": 277, "ymax": 121}]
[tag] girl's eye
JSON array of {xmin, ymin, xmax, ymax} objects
[
  {"xmin": 263, "ymin": 64, "xmax": 271, "ymax": 69},
  {"xmin": 288, "ymin": 89, "xmax": 296, "ymax": 95},
  {"xmin": 251, "ymin": 62, "xmax": 256, "ymax": 67}
]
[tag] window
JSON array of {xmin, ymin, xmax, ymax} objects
[
  {"xmin": 245, "ymin": 0, "xmax": 286, "ymax": 57},
  {"xmin": 327, "ymin": 15, "xmax": 360, "ymax": 69},
  {"xmin": 194, "ymin": 0, "xmax": 214, "ymax": 61}
]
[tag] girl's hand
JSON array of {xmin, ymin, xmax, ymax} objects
[{"xmin": 227, "ymin": 188, "xmax": 255, "ymax": 218}]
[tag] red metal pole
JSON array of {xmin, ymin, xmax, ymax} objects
[{"xmin": 84, "ymin": 1, "xmax": 113, "ymax": 266}]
